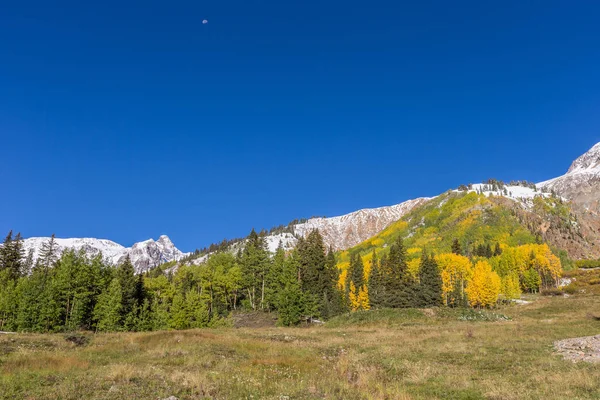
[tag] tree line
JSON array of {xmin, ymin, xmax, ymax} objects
[{"xmin": 0, "ymin": 228, "xmax": 564, "ymax": 333}]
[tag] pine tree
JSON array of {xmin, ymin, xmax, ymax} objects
[
  {"xmin": 116, "ymin": 255, "xmax": 137, "ymax": 326},
  {"xmin": 493, "ymin": 243, "xmax": 503, "ymax": 257},
  {"xmin": 368, "ymin": 250, "xmax": 383, "ymax": 308},
  {"xmin": 22, "ymin": 248, "xmax": 34, "ymax": 276},
  {"xmin": 417, "ymin": 252, "xmax": 443, "ymax": 307},
  {"xmin": 39, "ymin": 234, "xmax": 58, "ymax": 276},
  {"xmin": 0, "ymin": 231, "xmax": 24, "ymax": 281},
  {"xmin": 277, "ymin": 282, "xmax": 305, "ymax": 326},
  {"xmin": 451, "ymin": 238, "xmax": 462, "ymax": 256},
  {"xmin": 240, "ymin": 229, "xmax": 270, "ymax": 310},
  {"xmin": 94, "ymin": 278, "xmax": 123, "ymax": 332},
  {"xmin": 381, "ymin": 236, "xmax": 416, "ymax": 308}
]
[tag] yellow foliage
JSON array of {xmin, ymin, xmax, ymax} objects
[
  {"xmin": 370, "ymin": 238, "xmax": 384, "ymax": 247},
  {"xmin": 357, "ymin": 285, "xmax": 370, "ymax": 310},
  {"xmin": 407, "ymin": 258, "xmax": 420, "ymax": 279},
  {"xmin": 492, "ymin": 243, "xmax": 562, "ymax": 288},
  {"xmin": 501, "ymin": 273, "xmax": 521, "ymax": 300},
  {"xmin": 338, "ymin": 268, "xmax": 348, "ymax": 289},
  {"xmin": 436, "ymin": 253, "xmax": 473, "ymax": 306},
  {"xmin": 407, "ymin": 247, "xmax": 422, "ymax": 255},
  {"xmin": 348, "ymin": 281, "xmax": 358, "ymax": 310},
  {"xmin": 348, "ymin": 283, "xmax": 369, "ymax": 311},
  {"xmin": 465, "ymin": 260, "xmax": 501, "ymax": 308},
  {"xmin": 362, "ymin": 254, "xmax": 371, "ymax": 282}
]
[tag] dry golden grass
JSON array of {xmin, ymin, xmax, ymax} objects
[{"xmin": 1, "ymin": 294, "xmax": 599, "ymax": 399}]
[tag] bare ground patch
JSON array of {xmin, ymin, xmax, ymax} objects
[{"xmin": 554, "ymin": 334, "xmax": 600, "ymax": 363}]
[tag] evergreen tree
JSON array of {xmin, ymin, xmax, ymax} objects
[
  {"xmin": 485, "ymin": 243, "xmax": 493, "ymax": 258},
  {"xmin": 417, "ymin": 252, "xmax": 443, "ymax": 307},
  {"xmin": 94, "ymin": 278, "xmax": 123, "ymax": 332},
  {"xmin": 22, "ymin": 248, "xmax": 34, "ymax": 276},
  {"xmin": 493, "ymin": 243, "xmax": 503, "ymax": 257},
  {"xmin": 381, "ymin": 236, "xmax": 416, "ymax": 308},
  {"xmin": 276, "ymin": 282, "xmax": 305, "ymax": 326},
  {"xmin": 38, "ymin": 234, "xmax": 58, "ymax": 276},
  {"xmin": 0, "ymin": 231, "xmax": 24, "ymax": 281},
  {"xmin": 451, "ymin": 238, "xmax": 462, "ymax": 256},
  {"xmin": 240, "ymin": 229, "xmax": 270, "ymax": 310},
  {"xmin": 297, "ymin": 230, "xmax": 340, "ymax": 319},
  {"xmin": 368, "ymin": 250, "xmax": 383, "ymax": 308},
  {"xmin": 116, "ymin": 255, "xmax": 137, "ymax": 326}
]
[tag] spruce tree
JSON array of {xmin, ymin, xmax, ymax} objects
[
  {"xmin": 417, "ymin": 252, "xmax": 443, "ymax": 307},
  {"xmin": 368, "ymin": 250, "xmax": 382, "ymax": 308},
  {"xmin": 39, "ymin": 234, "xmax": 58, "ymax": 276},
  {"xmin": 240, "ymin": 229, "xmax": 270, "ymax": 310},
  {"xmin": 493, "ymin": 243, "xmax": 503, "ymax": 257},
  {"xmin": 22, "ymin": 248, "xmax": 34, "ymax": 276},
  {"xmin": 451, "ymin": 238, "xmax": 462, "ymax": 255},
  {"xmin": 0, "ymin": 231, "xmax": 24, "ymax": 281},
  {"xmin": 94, "ymin": 278, "xmax": 123, "ymax": 332},
  {"xmin": 381, "ymin": 236, "xmax": 416, "ymax": 308},
  {"xmin": 116, "ymin": 255, "xmax": 137, "ymax": 323}
]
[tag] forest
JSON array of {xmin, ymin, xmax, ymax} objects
[{"xmin": 0, "ymin": 225, "xmax": 564, "ymax": 333}]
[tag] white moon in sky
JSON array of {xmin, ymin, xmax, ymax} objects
[{"xmin": 202, "ymin": 19, "xmax": 208, "ymax": 24}]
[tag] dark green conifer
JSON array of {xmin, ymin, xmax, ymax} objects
[
  {"xmin": 417, "ymin": 252, "xmax": 443, "ymax": 307},
  {"xmin": 451, "ymin": 238, "xmax": 462, "ymax": 255}
]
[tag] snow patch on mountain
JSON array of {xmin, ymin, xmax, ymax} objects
[
  {"xmin": 22, "ymin": 235, "xmax": 188, "ymax": 273},
  {"xmin": 292, "ymin": 197, "xmax": 430, "ymax": 251},
  {"xmin": 538, "ymin": 142, "xmax": 600, "ymax": 211},
  {"xmin": 464, "ymin": 184, "xmax": 555, "ymax": 209}
]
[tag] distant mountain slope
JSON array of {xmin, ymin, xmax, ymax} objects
[
  {"xmin": 538, "ymin": 142, "xmax": 600, "ymax": 212},
  {"xmin": 22, "ymin": 235, "xmax": 187, "ymax": 273},
  {"xmin": 337, "ymin": 184, "xmax": 599, "ymax": 272},
  {"xmin": 292, "ymin": 197, "xmax": 431, "ymax": 251}
]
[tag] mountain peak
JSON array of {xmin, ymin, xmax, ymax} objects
[{"xmin": 567, "ymin": 142, "xmax": 600, "ymax": 173}]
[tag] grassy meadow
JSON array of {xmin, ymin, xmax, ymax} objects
[{"xmin": 1, "ymin": 293, "xmax": 600, "ymax": 400}]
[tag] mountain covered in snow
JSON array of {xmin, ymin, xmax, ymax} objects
[
  {"xmin": 292, "ymin": 198, "xmax": 431, "ymax": 251},
  {"xmin": 538, "ymin": 142, "xmax": 600, "ymax": 212},
  {"xmin": 22, "ymin": 235, "xmax": 187, "ymax": 273}
]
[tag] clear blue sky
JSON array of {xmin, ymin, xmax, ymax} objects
[{"xmin": 1, "ymin": 1, "xmax": 599, "ymax": 251}]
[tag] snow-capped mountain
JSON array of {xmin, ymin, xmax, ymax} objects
[
  {"xmin": 22, "ymin": 235, "xmax": 187, "ymax": 273},
  {"xmin": 190, "ymin": 197, "xmax": 431, "ymax": 264},
  {"xmin": 293, "ymin": 198, "xmax": 430, "ymax": 251},
  {"xmin": 538, "ymin": 142, "xmax": 600, "ymax": 212}
]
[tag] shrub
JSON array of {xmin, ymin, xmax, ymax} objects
[
  {"xmin": 541, "ymin": 288, "xmax": 563, "ymax": 296},
  {"xmin": 64, "ymin": 333, "xmax": 90, "ymax": 347}
]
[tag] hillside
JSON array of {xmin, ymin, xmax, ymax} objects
[{"xmin": 337, "ymin": 184, "xmax": 599, "ymax": 274}]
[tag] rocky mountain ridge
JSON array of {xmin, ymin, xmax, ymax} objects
[{"xmin": 21, "ymin": 235, "xmax": 187, "ymax": 273}]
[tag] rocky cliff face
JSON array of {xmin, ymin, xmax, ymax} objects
[{"xmin": 22, "ymin": 235, "xmax": 187, "ymax": 273}]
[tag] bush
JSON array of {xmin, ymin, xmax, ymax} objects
[
  {"xmin": 64, "ymin": 333, "xmax": 90, "ymax": 347},
  {"xmin": 574, "ymin": 259, "xmax": 600, "ymax": 269},
  {"xmin": 563, "ymin": 284, "xmax": 578, "ymax": 295},
  {"xmin": 541, "ymin": 288, "xmax": 563, "ymax": 296}
]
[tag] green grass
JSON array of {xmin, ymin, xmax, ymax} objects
[{"xmin": 1, "ymin": 294, "xmax": 600, "ymax": 399}]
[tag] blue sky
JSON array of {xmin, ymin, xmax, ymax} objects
[{"xmin": 1, "ymin": 0, "xmax": 599, "ymax": 251}]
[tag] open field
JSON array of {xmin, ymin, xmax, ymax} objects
[{"xmin": 1, "ymin": 295, "xmax": 600, "ymax": 400}]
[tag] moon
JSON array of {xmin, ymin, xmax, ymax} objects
[{"xmin": 202, "ymin": 19, "xmax": 208, "ymax": 24}]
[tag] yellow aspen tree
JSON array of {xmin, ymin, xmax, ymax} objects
[
  {"xmin": 357, "ymin": 285, "xmax": 370, "ymax": 310},
  {"xmin": 407, "ymin": 258, "xmax": 420, "ymax": 279},
  {"xmin": 435, "ymin": 253, "xmax": 473, "ymax": 306},
  {"xmin": 501, "ymin": 273, "xmax": 521, "ymax": 300},
  {"xmin": 348, "ymin": 281, "xmax": 360, "ymax": 311},
  {"xmin": 465, "ymin": 260, "xmax": 501, "ymax": 308}
]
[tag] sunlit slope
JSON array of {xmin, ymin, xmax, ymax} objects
[{"xmin": 336, "ymin": 190, "xmax": 583, "ymax": 274}]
